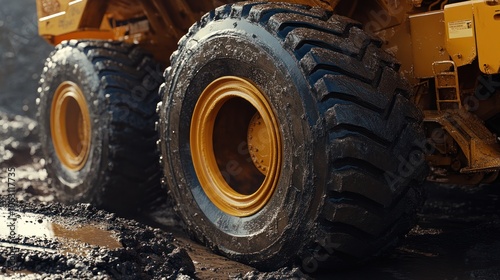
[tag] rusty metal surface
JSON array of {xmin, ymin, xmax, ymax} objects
[{"xmin": 425, "ymin": 109, "xmax": 500, "ymax": 173}]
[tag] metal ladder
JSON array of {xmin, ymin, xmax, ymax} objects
[{"xmin": 432, "ymin": 60, "xmax": 462, "ymax": 111}]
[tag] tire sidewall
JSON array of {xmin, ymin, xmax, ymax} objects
[
  {"xmin": 38, "ymin": 45, "xmax": 108, "ymax": 204},
  {"xmin": 162, "ymin": 18, "xmax": 326, "ymax": 266}
]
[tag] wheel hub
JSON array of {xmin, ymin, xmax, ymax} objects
[
  {"xmin": 50, "ymin": 81, "xmax": 91, "ymax": 171},
  {"xmin": 248, "ymin": 113, "xmax": 271, "ymax": 175},
  {"xmin": 190, "ymin": 76, "xmax": 282, "ymax": 217}
]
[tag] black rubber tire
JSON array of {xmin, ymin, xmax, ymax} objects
[
  {"xmin": 38, "ymin": 40, "xmax": 164, "ymax": 214},
  {"xmin": 158, "ymin": 2, "xmax": 427, "ymax": 271}
]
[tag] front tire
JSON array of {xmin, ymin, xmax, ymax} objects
[
  {"xmin": 38, "ymin": 40, "xmax": 163, "ymax": 213},
  {"xmin": 158, "ymin": 3, "xmax": 427, "ymax": 270}
]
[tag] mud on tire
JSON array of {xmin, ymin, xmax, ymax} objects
[
  {"xmin": 38, "ymin": 40, "xmax": 164, "ymax": 214},
  {"xmin": 158, "ymin": 2, "xmax": 427, "ymax": 271}
]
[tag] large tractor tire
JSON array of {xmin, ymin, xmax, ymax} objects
[
  {"xmin": 158, "ymin": 2, "xmax": 427, "ymax": 271},
  {"xmin": 38, "ymin": 40, "xmax": 163, "ymax": 214}
]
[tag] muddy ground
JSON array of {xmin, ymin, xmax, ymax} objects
[
  {"xmin": 1, "ymin": 2, "xmax": 500, "ymax": 279},
  {"xmin": 1, "ymin": 111, "xmax": 500, "ymax": 280}
]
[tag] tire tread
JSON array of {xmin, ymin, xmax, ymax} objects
[
  {"xmin": 160, "ymin": 2, "xmax": 426, "ymax": 269},
  {"xmin": 40, "ymin": 40, "xmax": 164, "ymax": 213}
]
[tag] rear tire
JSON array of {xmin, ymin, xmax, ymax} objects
[
  {"xmin": 38, "ymin": 40, "xmax": 163, "ymax": 214},
  {"xmin": 158, "ymin": 3, "xmax": 427, "ymax": 270}
]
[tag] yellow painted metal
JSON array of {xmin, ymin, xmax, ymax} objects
[
  {"xmin": 50, "ymin": 30, "xmax": 115, "ymax": 45},
  {"xmin": 36, "ymin": 0, "xmax": 119, "ymax": 45},
  {"xmin": 190, "ymin": 77, "xmax": 282, "ymax": 217},
  {"xmin": 424, "ymin": 109, "xmax": 500, "ymax": 173},
  {"xmin": 50, "ymin": 82, "xmax": 91, "ymax": 171},
  {"xmin": 37, "ymin": 0, "xmax": 87, "ymax": 37},
  {"xmin": 247, "ymin": 113, "xmax": 271, "ymax": 175},
  {"xmin": 444, "ymin": 1, "xmax": 477, "ymax": 68},
  {"xmin": 473, "ymin": 1, "xmax": 500, "ymax": 74},
  {"xmin": 410, "ymin": 11, "xmax": 449, "ymax": 78},
  {"xmin": 37, "ymin": 0, "xmax": 62, "ymax": 17},
  {"xmin": 444, "ymin": 0, "xmax": 500, "ymax": 74}
]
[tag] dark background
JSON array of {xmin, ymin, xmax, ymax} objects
[{"xmin": 0, "ymin": 0, "xmax": 52, "ymax": 118}]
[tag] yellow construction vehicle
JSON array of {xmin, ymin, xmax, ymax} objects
[{"xmin": 35, "ymin": 0, "xmax": 500, "ymax": 271}]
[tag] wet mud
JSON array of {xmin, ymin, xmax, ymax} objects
[
  {"xmin": 1, "ymin": 111, "xmax": 500, "ymax": 279},
  {"xmin": 0, "ymin": 199, "xmax": 195, "ymax": 279}
]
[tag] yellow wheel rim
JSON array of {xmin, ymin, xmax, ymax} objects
[
  {"xmin": 191, "ymin": 76, "xmax": 282, "ymax": 217},
  {"xmin": 50, "ymin": 81, "xmax": 91, "ymax": 171}
]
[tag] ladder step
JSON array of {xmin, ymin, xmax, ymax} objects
[
  {"xmin": 438, "ymin": 99, "xmax": 460, "ymax": 103},
  {"xmin": 437, "ymin": 72, "xmax": 456, "ymax": 76},
  {"xmin": 432, "ymin": 60, "xmax": 461, "ymax": 111}
]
